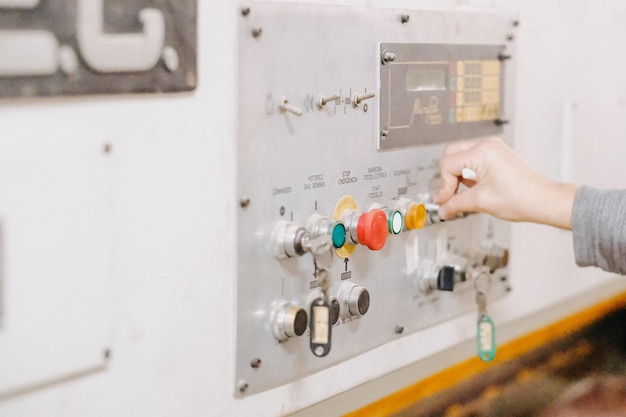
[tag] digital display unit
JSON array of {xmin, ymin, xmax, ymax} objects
[{"xmin": 379, "ymin": 44, "xmax": 507, "ymax": 150}]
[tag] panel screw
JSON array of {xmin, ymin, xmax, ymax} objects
[
  {"xmin": 507, "ymin": 34, "xmax": 514, "ymax": 42},
  {"xmin": 251, "ymin": 28, "xmax": 263, "ymax": 38},
  {"xmin": 513, "ymin": 20, "xmax": 520, "ymax": 27},
  {"xmin": 380, "ymin": 127, "xmax": 389, "ymax": 140},
  {"xmin": 500, "ymin": 275, "xmax": 508, "ymax": 282},
  {"xmin": 251, "ymin": 358, "xmax": 262, "ymax": 369},
  {"xmin": 240, "ymin": 196, "xmax": 251, "ymax": 208},
  {"xmin": 241, "ymin": 7, "xmax": 250, "ymax": 17},
  {"xmin": 103, "ymin": 143, "xmax": 112, "ymax": 154},
  {"xmin": 238, "ymin": 380, "xmax": 249, "ymax": 394},
  {"xmin": 103, "ymin": 348, "xmax": 111, "ymax": 360},
  {"xmin": 381, "ymin": 50, "xmax": 396, "ymax": 65},
  {"xmin": 395, "ymin": 325, "xmax": 404, "ymax": 334},
  {"xmin": 401, "ymin": 14, "xmax": 410, "ymax": 24}
]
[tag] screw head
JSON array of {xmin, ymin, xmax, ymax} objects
[
  {"xmin": 240, "ymin": 197, "xmax": 251, "ymax": 208},
  {"xmin": 241, "ymin": 7, "xmax": 250, "ymax": 16},
  {"xmin": 238, "ymin": 380, "xmax": 249, "ymax": 394},
  {"xmin": 250, "ymin": 358, "xmax": 262, "ymax": 369},
  {"xmin": 395, "ymin": 325, "xmax": 404, "ymax": 334},
  {"xmin": 401, "ymin": 14, "xmax": 410, "ymax": 24},
  {"xmin": 251, "ymin": 28, "xmax": 263, "ymax": 38}
]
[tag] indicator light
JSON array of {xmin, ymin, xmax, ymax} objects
[
  {"xmin": 405, "ymin": 203, "xmax": 427, "ymax": 230},
  {"xmin": 331, "ymin": 223, "xmax": 346, "ymax": 248},
  {"xmin": 387, "ymin": 210, "xmax": 403, "ymax": 235}
]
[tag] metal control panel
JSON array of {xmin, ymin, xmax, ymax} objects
[{"xmin": 236, "ymin": 3, "xmax": 515, "ymax": 396}]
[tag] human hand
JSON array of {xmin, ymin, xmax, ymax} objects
[{"xmin": 433, "ymin": 137, "xmax": 577, "ymax": 229}]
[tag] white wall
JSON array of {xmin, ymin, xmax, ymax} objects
[{"xmin": 1, "ymin": 0, "xmax": 626, "ymax": 416}]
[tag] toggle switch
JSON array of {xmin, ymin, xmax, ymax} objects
[
  {"xmin": 271, "ymin": 301, "xmax": 308, "ymax": 342},
  {"xmin": 352, "ymin": 91, "xmax": 375, "ymax": 108},
  {"xmin": 278, "ymin": 98, "xmax": 304, "ymax": 116},
  {"xmin": 337, "ymin": 282, "xmax": 370, "ymax": 318},
  {"xmin": 317, "ymin": 93, "xmax": 340, "ymax": 109}
]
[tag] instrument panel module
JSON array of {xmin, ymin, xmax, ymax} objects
[{"xmin": 235, "ymin": 2, "xmax": 515, "ymax": 396}]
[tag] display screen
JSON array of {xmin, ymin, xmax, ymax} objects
[{"xmin": 406, "ymin": 67, "xmax": 446, "ymax": 91}]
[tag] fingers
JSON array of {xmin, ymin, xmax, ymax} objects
[
  {"xmin": 438, "ymin": 187, "xmax": 478, "ymax": 220},
  {"xmin": 443, "ymin": 138, "xmax": 480, "ymax": 156},
  {"xmin": 434, "ymin": 148, "xmax": 478, "ymax": 204}
]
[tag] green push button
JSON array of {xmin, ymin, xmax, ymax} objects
[
  {"xmin": 388, "ymin": 210, "xmax": 403, "ymax": 235},
  {"xmin": 330, "ymin": 223, "xmax": 346, "ymax": 248}
]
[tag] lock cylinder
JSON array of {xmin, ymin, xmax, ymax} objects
[{"xmin": 271, "ymin": 301, "xmax": 308, "ymax": 342}]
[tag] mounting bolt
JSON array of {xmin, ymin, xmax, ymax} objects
[
  {"xmin": 238, "ymin": 380, "xmax": 249, "ymax": 394},
  {"xmin": 401, "ymin": 14, "xmax": 410, "ymax": 24},
  {"xmin": 381, "ymin": 50, "xmax": 396, "ymax": 65},
  {"xmin": 240, "ymin": 196, "xmax": 251, "ymax": 208},
  {"xmin": 395, "ymin": 325, "xmax": 404, "ymax": 334},
  {"xmin": 380, "ymin": 127, "xmax": 389, "ymax": 140},
  {"xmin": 250, "ymin": 358, "xmax": 262, "ymax": 369},
  {"xmin": 251, "ymin": 28, "xmax": 263, "ymax": 38},
  {"xmin": 241, "ymin": 7, "xmax": 250, "ymax": 17}
]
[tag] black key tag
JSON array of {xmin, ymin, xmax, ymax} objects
[{"xmin": 309, "ymin": 297, "xmax": 332, "ymax": 357}]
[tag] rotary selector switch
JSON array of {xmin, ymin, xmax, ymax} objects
[
  {"xmin": 270, "ymin": 301, "xmax": 308, "ymax": 342},
  {"xmin": 337, "ymin": 281, "xmax": 370, "ymax": 318},
  {"xmin": 270, "ymin": 220, "xmax": 310, "ymax": 259},
  {"xmin": 417, "ymin": 260, "xmax": 457, "ymax": 294}
]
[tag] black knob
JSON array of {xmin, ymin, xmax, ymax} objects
[{"xmin": 437, "ymin": 266, "xmax": 455, "ymax": 291}]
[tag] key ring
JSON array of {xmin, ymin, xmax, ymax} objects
[{"xmin": 472, "ymin": 265, "xmax": 492, "ymax": 294}]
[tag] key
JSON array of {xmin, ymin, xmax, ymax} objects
[
  {"xmin": 305, "ymin": 237, "xmax": 334, "ymax": 358},
  {"xmin": 475, "ymin": 290, "xmax": 496, "ymax": 362}
]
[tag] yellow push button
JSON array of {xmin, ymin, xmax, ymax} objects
[{"xmin": 405, "ymin": 203, "xmax": 427, "ymax": 230}]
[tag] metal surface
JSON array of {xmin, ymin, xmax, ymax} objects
[
  {"xmin": 236, "ymin": 3, "xmax": 515, "ymax": 396},
  {"xmin": 0, "ymin": 0, "xmax": 196, "ymax": 98}
]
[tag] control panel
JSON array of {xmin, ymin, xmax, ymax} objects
[{"xmin": 235, "ymin": 3, "xmax": 515, "ymax": 396}]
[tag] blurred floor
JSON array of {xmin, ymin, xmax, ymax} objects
[{"xmin": 391, "ymin": 307, "xmax": 626, "ymax": 417}]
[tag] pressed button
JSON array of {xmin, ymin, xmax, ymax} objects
[{"xmin": 356, "ymin": 209, "xmax": 388, "ymax": 250}]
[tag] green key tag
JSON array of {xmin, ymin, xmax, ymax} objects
[{"xmin": 477, "ymin": 314, "xmax": 496, "ymax": 362}]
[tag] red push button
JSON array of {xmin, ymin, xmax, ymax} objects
[{"xmin": 356, "ymin": 209, "xmax": 388, "ymax": 250}]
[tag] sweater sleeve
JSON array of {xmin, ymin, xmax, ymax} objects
[{"xmin": 571, "ymin": 186, "xmax": 626, "ymax": 275}]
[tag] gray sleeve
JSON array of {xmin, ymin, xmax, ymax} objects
[{"xmin": 571, "ymin": 186, "xmax": 626, "ymax": 274}]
